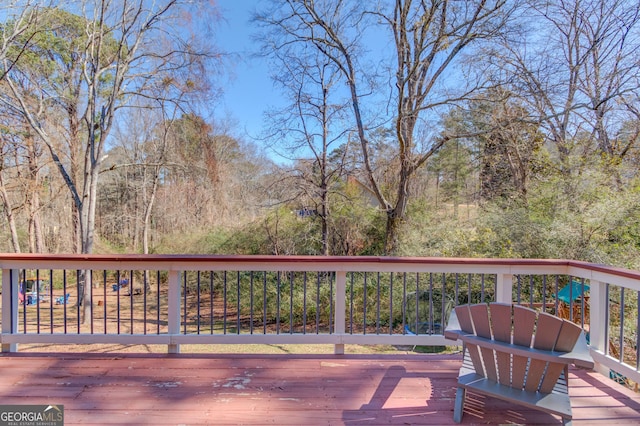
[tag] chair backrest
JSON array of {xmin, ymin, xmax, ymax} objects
[{"xmin": 454, "ymin": 303, "xmax": 582, "ymax": 393}]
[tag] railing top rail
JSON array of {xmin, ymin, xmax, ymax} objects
[
  {"xmin": 0, "ymin": 253, "xmax": 639, "ymax": 284},
  {"xmin": 0, "ymin": 253, "xmax": 574, "ymax": 265}
]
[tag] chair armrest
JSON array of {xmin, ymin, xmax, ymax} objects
[
  {"xmin": 444, "ymin": 309, "xmax": 463, "ymax": 342},
  {"xmin": 564, "ymin": 331, "xmax": 594, "ymax": 369},
  {"xmin": 458, "ymin": 334, "xmax": 589, "ymax": 365}
]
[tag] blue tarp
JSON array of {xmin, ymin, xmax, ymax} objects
[{"xmin": 556, "ymin": 280, "xmax": 590, "ymax": 303}]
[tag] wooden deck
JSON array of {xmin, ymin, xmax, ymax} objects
[{"xmin": 1, "ymin": 352, "xmax": 639, "ymax": 425}]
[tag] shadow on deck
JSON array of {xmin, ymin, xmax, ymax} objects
[{"xmin": 0, "ymin": 352, "xmax": 639, "ymax": 425}]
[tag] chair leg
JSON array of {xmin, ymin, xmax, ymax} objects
[
  {"xmin": 562, "ymin": 418, "xmax": 572, "ymax": 426},
  {"xmin": 453, "ymin": 387, "xmax": 465, "ymax": 423}
]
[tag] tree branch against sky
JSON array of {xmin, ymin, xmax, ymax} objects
[
  {"xmin": 266, "ymin": 45, "xmax": 351, "ymax": 255},
  {"xmin": 489, "ymin": 0, "xmax": 640, "ymax": 179},
  {"xmin": 0, "ymin": 1, "xmax": 46, "ymax": 82},
  {"xmin": 256, "ymin": 0, "xmax": 516, "ymax": 254}
]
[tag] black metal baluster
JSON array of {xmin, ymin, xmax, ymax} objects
[
  {"xmin": 156, "ymin": 271, "xmax": 161, "ymax": 335},
  {"xmin": 302, "ymin": 272, "xmax": 307, "ymax": 335},
  {"xmin": 414, "ymin": 273, "xmax": 419, "ymax": 335},
  {"xmin": 429, "ymin": 273, "xmax": 434, "ymax": 335},
  {"xmin": 129, "ymin": 271, "xmax": 134, "ymax": 335},
  {"xmin": 197, "ymin": 271, "xmax": 201, "ymax": 335},
  {"xmin": 183, "ymin": 272, "xmax": 188, "ymax": 335},
  {"xmin": 376, "ymin": 272, "xmax": 381, "ymax": 334},
  {"xmin": 329, "ymin": 272, "xmax": 334, "ymax": 334},
  {"xmin": 389, "ymin": 273, "xmax": 394, "ymax": 335},
  {"xmin": 263, "ymin": 272, "xmax": 268, "ymax": 335},
  {"xmin": 276, "ymin": 271, "xmax": 281, "ymax": 334},
  {"xmin": 364, "ymin": 272, "xmax": 368, "ymax": 335},
  {"xmin": 289, "ymin": 272, "xmax": 294, "ymax": 334},
  {"xmin": 49, "ymin": 269, "xmax": 54, "ymax": 333},
  {"xmin": 116, "ymin": 270, "xmax": 121, "ymax": 334},
  {"xmin": 63, "ymin": 271, "xmax": 68, "ymax": 334},
  {"xmin": 103, "ymin": 270, "xmax": 108, "ymax": 334},
  {"xmin": 237, "ymin": 271, "xmax": 241, "ymax": 335},
  {"xmin": 402, "ymin": 273, "xmax": 407, "ymax": 334},
  {"xmin": 349, "ymin": 272, "xmax": 354, "ymax": 334},
  {"xmin": 250, "ymin": 272, "xmax": 255, "ymax": 335},
  {"xmin": 210, "ymin": 272, "xmax": 215, "ymax": 334},
  {"xmin": 223, "ymin": 271, "xmax": 228, "ymax": 335}
]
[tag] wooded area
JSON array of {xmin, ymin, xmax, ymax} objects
[{"xmin": 1, "ymin": 0, "xmax": 639, "ymax": 269}]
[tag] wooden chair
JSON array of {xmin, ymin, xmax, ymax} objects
[{"xmin": 444, "ymin": 303, "xmax": 594, "ymax": 425}]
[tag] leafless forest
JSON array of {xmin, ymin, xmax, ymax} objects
[{"xmin": 1, "ymin": 0, "xmax": 639, "ymax": 269}]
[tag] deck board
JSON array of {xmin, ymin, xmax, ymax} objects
[{"xmin": 1, "ymin": 352, "xmax": 639, "ymax": 425}]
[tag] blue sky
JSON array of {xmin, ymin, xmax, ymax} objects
[{"xmin": 216, "ymin": 1, "xmax": 280, "ymax": 140}]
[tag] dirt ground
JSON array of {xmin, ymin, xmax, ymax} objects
[{"xmin": 0, "ymin": 288, "xmax": 434, "ymax": 356}]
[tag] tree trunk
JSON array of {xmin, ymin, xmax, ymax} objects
[
  {"xmin": 385, "ymin": 211, "xmax": 403, "ymax": 256},
  {"xmin": 141, "ymin": 165, "xmax": 161, "ymax": 291},
  {"xmin": 26, "ymin": 134, "xmax": 44, "ymax": 252},
  {"xmin": 0, "ymin": 180, "xmax": 21, "ymax": 253}
]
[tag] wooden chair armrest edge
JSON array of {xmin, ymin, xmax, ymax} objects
[
  {"xmin": 444, "ymin": 309, "xmax": 463, "ymax": 342},
  {"xmin": 456, "ymin": 333, "xmax": 594, "ymax": 368},
  {"xmin": 563, "ymin": 332, "xmax": 594, "ymax": 369}
]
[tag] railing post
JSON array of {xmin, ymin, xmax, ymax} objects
[
  {"xmin": 588, "ymin": 279, "xmax": 609, "ymax": 375},
  {"xmin": 495, "ymin": 273, "xmax": 513, "ymax": 304},
  {"xmin": 2, "ymin": 269, "xmax": 19, "ymax": 352},
  {"xmin": 334, "ymin": 271, "xmax": 346, "ymax": 355},
  {"xmin": 167, "ymin": 270, "xmax": 181, "ymax": 354}
]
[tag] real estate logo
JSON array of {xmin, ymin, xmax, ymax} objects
[{"xmin": 0, "ymin": 405, "xmax": 64, "ymax": 426}]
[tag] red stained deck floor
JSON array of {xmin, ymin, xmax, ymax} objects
[{"xmin": 1, "ymin": 352, "xmax": 639, "ymax": 425}]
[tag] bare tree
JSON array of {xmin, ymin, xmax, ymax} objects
[
  {"xmin": 491, "ymin": 0, "xmax": 640, "ymax": 181},
  {"xmin": 0, "ymin": 0, "xmax": 218, "ymax": 320},
  {"xmin": 257, "ymin": 0, "xmax": 515, "ymax": 254},
  {"xmin": 265, "ymin": 48, "xmax": 350, "ymax": 255}
]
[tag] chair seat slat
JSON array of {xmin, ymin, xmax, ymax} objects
[
  {"xmin": 466, "ymin": 343, "xmax": 486, "ymax": 377},
  {"xmin": 496, "ymin": 351, "xmax": 511, "ymax": 386},
  {"xmin": 512, "ymin": 354, "xmax": 528, "ymax": 389},
  {"xmin": 540, "ymin": 363, "xmax": 567, "ymax": 393},
  {"xmin": 524, "ymin": 359, "xmax": 547, "ymax": 392}
]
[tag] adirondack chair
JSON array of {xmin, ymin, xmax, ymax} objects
[{"xmin": 444, "ymin": 303, "xmax": 594, "ymax": 425}]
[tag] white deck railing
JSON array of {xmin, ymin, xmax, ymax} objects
[{"xmin": 1, "ymin": 254, "xmax": 638, "ymax": 386}]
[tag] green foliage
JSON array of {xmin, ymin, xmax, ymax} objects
[
  {"xmin": 328, "ymin": 180, "xmax": 386, "ymax": 255},
  {"xmin": 6, "ymin": 7, "xmax": 120, "ymax": 91},
  {"xmin": 469, "ymin": 159, "xmax": 640, "ymax": 266},
  {"xmin": 91, "ymin": 135, "xmax": 640, "ymax": 269},
  {"xmin": 398, "ymin": 197, "xmax": 478, "ymax": 257},
  {"xmin": 389, "ymin": 138, "xmax": 640, "ymax": 268},
  {"xmin": 189, "ymin": 228, "xmax": 240, "ymax": 254},
  {"xmin": 201, "ymin": 207, "xmax": 322, "ymax": 255}
]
